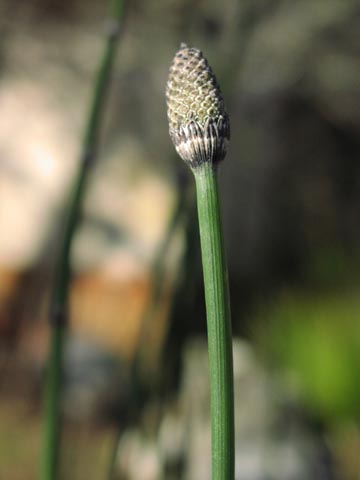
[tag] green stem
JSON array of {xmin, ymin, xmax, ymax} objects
[
  {"xmin": 106, "ymin": 171, "xmax": 190, "ymax": 480},
  {"xmin": 193, "ymin": 162, "xmax": 234, "ymax": 480},
  {"xmin": 135, "ymin": 171, "xmax": 189, "ymax": 375},
  {"xmin": 40, "ymin": 3, "xmax": 125, "ymax": 480}
]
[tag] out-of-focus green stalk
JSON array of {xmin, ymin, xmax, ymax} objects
[
  {"xmin": 40, "ymin": 2, "xmax": 125, "ymax": 480},
  {"xmin": 135, "ymin": 170, "xmax": 190, "ymax": 376},
  {"xmin": 106, "ymin": 169, "xmax": 190, "ymax": 480}
]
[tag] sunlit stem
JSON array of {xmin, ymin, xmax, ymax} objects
[{"xmin": 193, "ymin": 162, "xmax": 235, "ymax": 480}]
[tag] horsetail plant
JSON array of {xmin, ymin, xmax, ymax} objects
[
  {"xmin": 40, "ymin": 2, "xmax": 125, "ymax": 479},
  {"xmin": 166, "ymin": 44, "xmax": 235, "ymax": 479}
]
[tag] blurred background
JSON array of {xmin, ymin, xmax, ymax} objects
[{"xmin": 0, "ymin": 0, "xmax": 359, "ymax": 479}]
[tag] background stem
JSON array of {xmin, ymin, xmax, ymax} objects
[
  {"xmin": 193, "ymin": 163, "xmax": 235, "ymax": 480},
  {"xmin": 40, "ymin": 2, "xmax": 125, "ymax": 479}
]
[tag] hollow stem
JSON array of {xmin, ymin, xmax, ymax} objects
[
  {"xmin": 40, "ymin": 3, "xmax": 125, "ymax": 480},
  {"xmin": 193, "ymin": 162, "xmax": 234, "ymax": 480}
]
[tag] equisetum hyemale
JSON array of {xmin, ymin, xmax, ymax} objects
[{"xmin": 166, "ymin": 44, "xmax": 235, "ymax": 480}]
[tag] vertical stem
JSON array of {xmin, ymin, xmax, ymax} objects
[
  {"xmin": 193, "ymin": 162, "xmax": 234, "ymax": 480},
  {"xmin": 40, "ymin": 2, "xmax": 125, "ymax": 480},
  {"xmin": 106, "ymin": 172, "xmax": 190, "ymax": 480},
  {"xmin": 42, "ymin": 320, "xmax": 64, "ymax": 480},
  {"xmin": 135, "ymin": 171, "xmax": 189, "ymax": 377}
]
